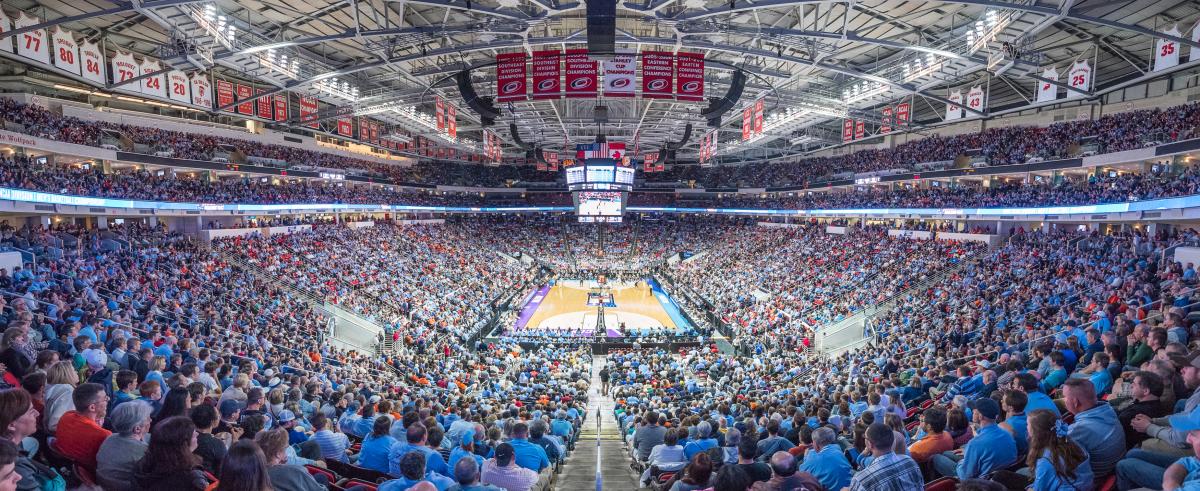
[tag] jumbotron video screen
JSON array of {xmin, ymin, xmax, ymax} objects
[{"xmin": 574, "ymin": 191, "xmax": 625, "ymax": 223}]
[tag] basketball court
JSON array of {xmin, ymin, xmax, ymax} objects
[{"xmin": 510, "ymin": 278, "xmax": 692, "ymax": 337}]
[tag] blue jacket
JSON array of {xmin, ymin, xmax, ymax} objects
[
  {"xmin": 1068, "ymin": 403, "xmax": 1125, "ymax": 477},
  {"xmin": 1032, "ymin": 448, "xmax": 1093, "ymax": 491},
  {"xmin": 956, "ymin": 424, "xmax": 1017, "ymax": 480},
  {"xmin": 799, "ymin": 445, "xmax": 852, "ymax": 491}
]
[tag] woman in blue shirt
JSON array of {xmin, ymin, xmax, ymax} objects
[
  {"xmin": 356, "ymin": 416, "xmax": 397, "ymax": 474},
  {"xmin": 1026, "ymin": 408, "xmax": 1093, "ymax": 491}
]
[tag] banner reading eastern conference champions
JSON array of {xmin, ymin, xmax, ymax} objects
[{"xmin": 495, "ymin": 50, "xmax": 704, "ymax": 101}]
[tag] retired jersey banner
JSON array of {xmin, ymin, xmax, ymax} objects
[
  {"xmin": 447, "ymin": 105, "xmax": 457, "ymax": 139},
  {"xmin": 742, "ymin": 107, "xmax": 753, "ymax": 141},
  {"xmin": 753, "ymin": 99, "xmax": 764, "ymax": 134},
  {"xmin": 235, "ymin": 84, "xmax": 254, "ymax": 115},
  {"xmin": 1154, "ymin": 25, "xmax": 1181, "ymax": 72},
  {"xmin": 603, "ymin": 52, "xmax": 636, "ymax": 97},
  {"xmin": 167, "ymin": 70, "xmax": 190, "ymax": 104},
  {"xmin": 111, "ymin": 51, "xmax": 138, "ymax": 91},
  {"xmin": 273, "ymin": 93, "xmax": 288, "ymax": 122},
  {"xmin": 564, "ymin": 49, "xmax": 597, "ymax": 98},
  {"xmin": 842, "ymin": 119, "xmax": 854, "ymax": 142},
  {"xmin": 216, "ymin": 80, "xmax": 235, "ymax": 112},
  {"xmin": 880, "ymin": 106, "xmax": 893, "ymax": 134},
  {"xmin": 675, "ymin": 52, "xmax": 704, "ymax": 102},
  {"xmin": 140, "ymin": 59, "xmax": 166, "ymax": 98},
  {"xmin": 531, "ymin": 50, "xmax": 562, "ymax": 99},
  {"xmin": 435, "ymin": 96, "xmax": 445, "ymax": 132},
  {"xmin": 495, "ymin": 52, "xmax": 527, "ymax": 102},
  {"xmin": 0, "ymin": 10, "xmax": 12, "ymax": 53},
  {"xmin": 299, "ymin": 96, "xmax": 319, "ymax": 128},
  {"xmin": 1036, "ymin": 67, "xmax": 1059, "ymax": 103},
  {"xmin": 966, "ymin": 85, "xmax": 984, "ymax": 114},
  {"xmin": 1066, "ymin": 60, "xmax": 1091, "ymax": 99},
  {"xmin": 946, "ymin": 90, "xmax": 963, "ymax": 120},
  {"xmin": 337, "ymin": 118, "xmax": 353, "ymax": 137},
  {"xmin": 854, "ymin": 120, "xmax": 866, "ymax": 140},
  {"xmin": 80, "ymin": 41, "xmax": 104, "ymax": 85},
  {"xmin": 14, "ymin": 13, "xmax": 49, "ymax": 65},
  {"xmin": 641, "ymin": 51, "xmax": 674, "ymax": 99},
  {"xmin": 896, "ymin": 101, "xmax": 911, "ymax": 127},
  {"xmin": 190, "ymin": 74, "xmax": 211, "ymax": 109},
  {"xmin": 50, "ymin": 27, "xmax": 80, "ymax": 76},
  {"xmin": 256, "ymin": 89, "xmax": 273, "ymax": 120}
]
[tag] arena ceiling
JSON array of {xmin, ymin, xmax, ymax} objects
[{"xmin": 5, "ymin": 0, "xmax": 1200, "ymax": 164}]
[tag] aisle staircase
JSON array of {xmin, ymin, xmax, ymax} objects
[{"xmin": 556, "ymin": 356, "xmax": 639, "ymax": 490}]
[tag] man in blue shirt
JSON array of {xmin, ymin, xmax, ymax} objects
[
  {"xmin": 683, "ymin": 421, "xmax": 718, "ymax": 460},
  {"xmin": 507, "ymin": 422, "xmax": 550, "ymax": 473},
  {"xmin": 389, "ymin": 423, "xmax": 450, "ymax": 478},
  {"xmin": 1011, "ymin": 372, "xmax": 1061, "ymax": 417},
  {"xmin": 932, "ymin": 398, "xmax": 1017, "ymax": 479},
  {"xmin": 1064, "ymin": 377, "xmax": 1126, "ymax": 477},
  {"xmin": 799, "ymin": 427, "xmax": 851, "ymax": 491}
]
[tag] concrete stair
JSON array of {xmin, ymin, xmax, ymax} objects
[{"xmin": 554, "ymin": 356, "xmax": 641, "ymax": 490}]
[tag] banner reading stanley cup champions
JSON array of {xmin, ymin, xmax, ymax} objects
[{"xmin": 603, "ymin": 52, "xmax": 636, "ymax": 97}]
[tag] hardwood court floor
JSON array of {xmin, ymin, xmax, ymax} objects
[{"xmin": 523, "ymin": 281, "xmax": 680, "ymax": 331}]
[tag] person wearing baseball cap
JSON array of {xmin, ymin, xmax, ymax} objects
[
  {"xmin": 1117, "ymin": 406, "xmax": 1200, "ymax": 490},
  {"xmin": 932, "ymin": 397, "xmax": 1017, "ymax": 480},
  {"xmin": 1128, "ymin": 350, "xmax": 1200, "ymax": 461},
  {"xmin": 448, "ymin": 430, "xmax": 484, "ymax": 476},
  {"xmin": 480, "ymin": 443, "xmax": 538, "ymax": 491}
]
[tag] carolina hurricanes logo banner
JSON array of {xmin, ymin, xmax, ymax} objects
[
  {"xmin": 447, "ymin": 105, "xmax": 457, "ymax": 139},
  {"xmin": 495, "ymin": 52, "xmax": 527, "ymax": 102},
  {"xmin": 564, "ymin": 49, "xmax": 597, "ymax": 98},
  {"xmin": 603, "ymin": 52, "xmax": 636, "ymax": 97},
  {"xmin": 532, "ymin": 50, "xmax": 562, "ymax": 99},
  {"xmin": 675, "ymin": 52, "xmax": 704, "ymax": 102},
  {"xmin": 641, "ymin": 51, "xmax": 674, "ymax": 99}
]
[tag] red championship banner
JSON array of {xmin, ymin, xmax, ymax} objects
[
  {"xmin": 742, "ymin": 107, "xmax": 752, "ymax": 141},
  {"xmin": 273, "ymin": 94, "xmax": 288, "ymax": 122},
  {"xmin": 531, "ymin": 50, "xmax": 562, "ymax": 99},
  {"xmin": 643, "ymin": 152, "xmax": 658, "ymax": 172},
  {"xmin": 447, "ymin": 105, "xmax": 457, "ymax": 139},
  {"xmin": 299, "ymin": 96, "xmax": 319, "ymax": 128},
  {"xmin": 337, "ymin": 118, "xmax": 353, "ymax": 137},
  {"xmin": 880, "ymin": 106, "xmax": 893, "ymax": 134},
  {"xmin": 564, "ymin": 48, "xmax": 597, "ymax": 98},
  {"xmin": 854, "ymin": 120, "xmax": 865, "ymax": 139},
  {"xmin": 546, "ymin": 151, "xmax": 559, "ymax": 171},
  {"xmin": 641, "ymin": 51, "xmax": 674, "ymax": 99},
  {"xmin": 435, "ymin": 96, "xmax": 445, "ymax": 132},
  {"xmin": 842, "ymin": 119, "xmax": 854, "ymax": 142},
  {"xmin": 235, "ymin": 84, "xmax": 254, "ymax": 115},
  {"xmin": 256, "ymin": 89, "xmax": 273, "ymax": 120},
  {"xmin": 216, "ymin": 80, "xmax": 235, "ymax": 113},
  {"xmin": 895, "ymin": 102, "xmax": 911, "ymax": 127},
  {"xmin": 675, "ymin": 52, "xmax": 704, "ymax": 102},
  {"xmin": 753, "ymin": 99, "xmax": 764, "ymax": 134},
  {"xmin": 495, "ymin": 52, "xmax": 527, "ymax": 102}
]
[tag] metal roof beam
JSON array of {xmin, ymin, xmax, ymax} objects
[{"xmin": 0, "ymin": 0, "xmax": 208, "ymax": 40}]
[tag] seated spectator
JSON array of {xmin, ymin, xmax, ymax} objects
[
  {"xmin": 908, "ymin": 407, "xmax": 953, "ymax": 464},
  {"xmin": 309, "ymin": 413, "xmax": 350, "ymax": 463},
  {"xmin": 446, "ymin": 457, "xmax": 503, "ymax": 491},
  {"xmin": 669, "ymin": 452, "xmax": 713, "ymax": 491},
  {"xmin": 734, "ymin": 435, "xmax": 772, "ymax": 484},
  {"xmin": 632, "ymin": 411, "xmax": 666, "ymax": 462},
  {"xmin": 256, "ymin": 428, "xmax": 325, "ymax": 491},
  {"xmin": 1006, "ymin": 409, "xmax": 1092, "ymax": 491},
  {"xmin": 96, "ymin": 401, "xmax": 152, "ymax": 491},
  {"xmin": 755, "ymin": 419, "xmax": 791, "ymax": 462},
  {"xmin": 360, "ymin": 416, "xmax": 398, "ymax": 474},
  {"xmin": 932, "ymin": 398, "xmax": 1017, "ymax": 479},
  {"xmin": 214, "ymin": 440, "xmax": 272, "ymax": 491},
  {"xmin": 192, "ymin": 403, "xmax": 240, "ymax": 474},
  {"xmin": 1117, "ymin": 370, "xmax": 1171, "ymax": 450},
  {"xmin": 52, "ymin": 382, "xmax": 111, "ymax": 472},
  {"xmin": 0, "ymin": 439, "xmax": 20, "ymax": 490},
  {"xmin": 134, "ymin": 416, "xmax": 214, "ymax": 491},
  {"xmin": 506, "ymin": 422, "xmax": 548, "ymax": 474},
  {"xmin": 1118, "ymin": 408, "xmax": 1200, "ymax": 490},
  {"xmin": 1062, "ymin": 378, "xmax": 1125, "ymax": 477},
  {"xmin": 683, "ymin": 422, "xmax": 717, "ymax": 461},
  {"xmin": 0, "ymin": 389, "xmax": 63, "ymax": 491},
  {"xmin": 848, "ymin": 423, "xmax": 924, "ymax": 491},
  {"xmin": 797, "ymin": 427, "xmax": 851, "ymax": 491},
  {"xmin": 480, "ymin": 443, "xmax": 538, "ymax": 491},
  {"xmin": 1012, "ymin": 373, "xmax": 1062, "ymax": 417},
  {"xmin": 641, "ymin": 428, "xmax": 686, "ymax": 485},
  {"xmin": 390, "ymin": 423, "xmax": 450, "ymax": 478}
]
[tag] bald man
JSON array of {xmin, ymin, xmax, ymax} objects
[{"xmin": 750, "ymin": 452, "xmax": 821, "ymax": 491}]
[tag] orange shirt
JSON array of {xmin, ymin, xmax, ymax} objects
[
  {"xmin": 908, "ymin": 431, "xmax": 954, "ymax": 464},
  {"xmin": 54, "ymin": 411, "xmax": 111, "ymax": 471}
]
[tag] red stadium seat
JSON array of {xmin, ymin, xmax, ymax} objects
[
  {"xmin": 919, "ymin": 399, "xmax": 936, "ymax": 410},
  {"xmin": 925, "ymin": 477, "xmax": 959, "ymax": 491},
  {"xmin": 1097, "ymin": 473, "xmax": 1116, "ymax": 491},
  {"xmin": 305, "ymin": 464, "xmax": 339, "ymax": 483}
]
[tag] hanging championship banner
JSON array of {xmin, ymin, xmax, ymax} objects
[
  {"xmin": 1066, "ymin": 60, "xmax": 1091, "ymax": 99},
  {"xmin": 603, "ymin": 52, "xmax": 636, "ymax": 97},
  {"xmin": 1036, "ymin": 67, "xmax": 1059, "ymax": 103},
  {"xmin": 536, "ymin": 159, "xmax": 548, "ymax": 171},
  {"xmin": 50, "ymin": 27, "xmax": 79, "ymax": 76},
  {"xmin": 140, "ymin": 58, "xmax": 166, "ymax": 98},
  {"xmin": 235, "ymin": 84, "xmax": 254, "ymax": 114},
  {"xmin": 753, "ymin": 99, "xmax": 764, "ymax": 134},
  {"xmin": 742, "ymin": 107, "xmax": 753, "ymax": 141},
  {"xmin": 435, "ymin": 96, "xmax": 445, "ymax": 132},
  {"xmin": 545, "ymin": 150, "xmax": 558, "ymax": 171},
  {"xmin": 111, "ymin": 51, "xmax": 139, "ymax": 92},
  {"xmin": 14, "ymin": 13, "xmax": 49, "ymax": 65},
  {"xmin": 216, "ymin": 80, "xmax": 235, "ymax": 112},
  {"xmin": 564, "ymin": 48, "xmax": 597, "ymax": 98},
  {"xmin": 946, "ymin": 90, "xmax": 963, "ymax": 120},
  {"xmin": 0, "ymin": 10, "xmax": 11, "ymax": 53},
  {"xmin": 531, "ymin": 50, "xmax": 562, "ymax": 99},
  {"xmin": 880, "ymin": 106, "xmax": 893, "ymax": 134},
  {"xmin": 167, "ymin": 70, "xmax": 190, "ymax": 104},
  {"xmin": 643, "ymin": 152, "xmax": 658, "ymax": 172},
  {"xmin": 854, "ymin": 120, "xmax": 866, "ymax": 140},
  {"xmin": 966, "ymin": 85, "xmax": 984, "ymax": 114},
  {"xmin": 299, "ymin": 96, "xmax": 319, "ymax": 128},
  {"xmin": 842, "ymin": 119, "xmax": 854, "ymax": 142},
  {"xmin": 641, "ymin": 51, "xmax": 674, "ymax": 99},
  {"xmin": 255, "ymin": 89, "xmax": 272, "ymax": 119},
  {"xmin": 337, "ymin": 118, "xmax": 353, "ymax": 137},
  {"xmin": 190, "ymin": 74, "xmax": 211, "ymax": 109},
  {"xmin": 495, "ymin": 52, "xmax": 527, "ymax": 102},
  {"xmin": 895, "ymin": 101, "xmax": 911, "ymax": 127},
  {"xmin": 447, "ymin": 105, "xmax": 457, "ymax": 139},
  {"xmin": 1154, "ymin": 25, "xmax": 1181, "ymax": 72},
  {"xmin": 79, "ymin": 40, "xmax": 104, "ymax": 85},
  {"xmin": 675, "ymin": 52, "xmax": 704, "ymax": 102},
  {"xmin": 273, "ymin": 93, "xmax": 288, "ymax": 121}
]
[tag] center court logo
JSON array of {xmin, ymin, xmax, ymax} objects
[
  {"xmin": 502, "ymin": 81, "xmax": 522, "ymax": 94},
  {"xmin": 646, "ymin": 79, "xmax": 668, "ymax": 91},
  {"xmin": 681, "ymin": 81, "xmax": 701, "ymax": 93}
]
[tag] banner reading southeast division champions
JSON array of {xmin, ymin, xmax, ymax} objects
[
  {"xmin": 564, "ymin": 49, "xmax": 597, "ymax": 98},
  {"xmin": 495, "ymin": 52, "xmax": 527, "ymax": 102},
  {"xmin": 675, "ymin": 52, "xmax": 704, "ymax": 102},
  {"xmin": 641, "ymin": 51, "xmax": 674, "ymax": 99},
  {"xmin": 531, "ymin": 50, "xmax": 561, "ymax": 99}
]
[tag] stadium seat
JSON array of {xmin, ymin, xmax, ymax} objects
[
  {"xmin": 925, "ymin": 477, "xmax": 959, "ymax": 491},
  {"xmin": 919, "ymin": 400, "xmax": 936, "ymax": 410},
  {"xmin": 341, "ymin": 479, "xmax": 379, "ymax": 491},
  {"xmin": 305, "ymin": 464, "xmax": 340, "ymax": 484},
  {"xmin": 1097, "ymin": 473, "xmax": 1117, "ymax": 491},
  {"xmin": 325, "ymin": 460, "xmax": 392, "ymax": 483}
]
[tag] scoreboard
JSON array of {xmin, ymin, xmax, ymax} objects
[{"xmin": 565, "ymin": 158, "xmax": 631, "ymax": 222}]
